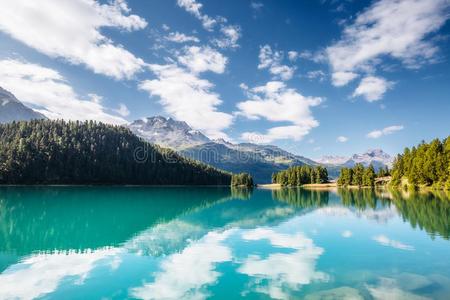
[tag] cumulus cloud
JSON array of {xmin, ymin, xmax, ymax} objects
[
  {"xmin": 140, "ymin": 64, "xmax": 233, "ymax": 139},
  {"xmin": 115, "ymin": 103, "xmax": 130, "ymax": 117},
  {"xmin": 337, "ymin": 136, "xmax": 349, "ymax": 143},
  {"xmin": 177, "ymin": 0, "xmax": 218, "ymax": 31},
  {"xmin": 372, "ymin": 235, "xmax": 414, "ymax": 251},
  {"xmin": 177, "ymin": 0, "xmax": 241, "ymax": 49},
  {"xmin": 326, "ymin": 0, "xmax": 450, "ymax": 98},
  {"xmin": 328, "ymin": 0, "xmax": 450, "ymax": 74},
  {"xmin": 0, "ymin": 59, "xmax": 127, "ymax": 124},
  {"xmin": 237, "ymin": 81, "xmax": 322, "ymax": 143},
  {"xmin": 288, "ymin": 51, "xmax": 299, "ymax": 62},
  {"xmin": 165, "ymin": 32, "xmax": 200, "ymax": 43},
  {"xmin": 0, "ymin": 0, "xmax": 147, "ymax": 80},
  {"xmin": 258, "ymin": 45, "xmax": 295, "ymax": 81},
  {"xmin": 331, "ymin": 71, "xmax": 358, "ymax": 87},
  {"xmin": 306, "ymin": 70, "xmax": 326, "ymax": 82},
  {"xmin": 367, "ymin": 125, "xmax": 404, "ymax": 139},
  {"xmin": 353, "ymin": 76, "xmax": 393, "ymax": 102},
  {"xmin": 214, "ymin": 25, "xmax": 241, "ymax": 49},
  {"xmin": 178, "ymin": 46, "xmax": 228, "ymax": 74}
]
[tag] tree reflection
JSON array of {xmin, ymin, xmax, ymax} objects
[
  {"xmin": 272, "ymin": 187, "xmax": 450, "ymax": 240},
  {"xmin": 272, "ymin": 188, "xmax": 329, "ymax": 208},
  {"xmin": 389, "ymin": 189, "xmax": 450, "ymax": 240}
]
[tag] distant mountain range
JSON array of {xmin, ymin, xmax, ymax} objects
[
  {"xmin": 129, "ymin": 116, "xmax": 394, "ymax": 182},
  {"xmin": 0, "ymin": 87, "xmax": 46, "ymax": 123},
  {"xmin": 0, "ymin": 86, "xmax": 393, "ymax": 183},
  {"xmin": 129, "ymin": 116, "xmax": 315, "ymax": 183},
  {"xmin": 317, "ymin": 149, "xmax": 393, "ymax": 169}
]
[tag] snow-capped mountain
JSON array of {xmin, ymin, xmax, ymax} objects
[
  {"xmin": 128, "ymin": 116, "xmax": 210, "ymax": 149},
  {"xmin": 316, "ymin": 149, "xmax": 393, "ymax": 168},
  {"xmin": 128, "ymin": 116, "xmax": 316, "ymax": 183},
  {"xmin": 0, "ymin": 87, "xmax": 46, "ymax": 123},
  {"xmin": 345, "ymin": 149, "xmax": 393, "ymax": 168}
]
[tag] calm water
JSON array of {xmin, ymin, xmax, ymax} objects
[{"xmin": 0, "ymin": 187, "xmax": 449, "ymax": 299}]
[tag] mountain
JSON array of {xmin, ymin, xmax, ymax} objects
[
  {"xmin": 344, "ymin": 149, "xmax": 393, "ymax": 169},
  {"xmin": 129, "ymin": 116, "xmax": 315, "ymax": 183},
  {"xmin": 0, "ymin": 87, "xmax": 46, "ymax": 123},
  {"xmin": 128, "ymin": 116, "xmax": 210, "ymax": 149},
  {"xmin": 181, "ymin": 142, "xmax": 292, "ymax": 183},
  {"xmin": 316, "ymin": 149, "xmax": 393, "ymax": 178},
  {"xmin": 0, "ymin": 119, "xmax": 231, "ymax": 185}
]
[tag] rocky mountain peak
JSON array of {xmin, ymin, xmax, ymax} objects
[{"xmin": 128, "ymin": 116, "xmax": 210, "ymax": 150}]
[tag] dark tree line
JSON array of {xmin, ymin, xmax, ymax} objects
[
  {"xmin": 231, "ymin": 172, "xmax": 254, "ymax": 187},
  {"xmin": 391, "ymin": 137, "xmax": 450, "ymax": 189},
  {"xmin": 272, "ymin": 165, "xmax": 328, "ymax": 186},
  {"xmin": 0, "ymin": 120, "xmax": 231, "ymax": 185},
  {"xmin": 337, "ymin": 164, "xmax": 378, "ymax": 187}
]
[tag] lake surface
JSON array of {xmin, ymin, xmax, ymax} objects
[{"xmin": 0, "ymin": 187, "xmax": 449, "ymax": 299}]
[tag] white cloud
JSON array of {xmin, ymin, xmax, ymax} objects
[
  {"xmin": 372, "ymin": 235, "xmax": 414, "ymax": 251},
  {"xmin": 327, "ymin": 0, "xmax": 450, "ymax": 86},
  {"xmin": 237, "ymin": 81, "xmax": 322, "ymax": 143},
  {"xmin": 353, "ymin": 76, "xmax": 393, "ymax": 102},
  {"xmin": 115, "ymin": 103, "xmax": 130, "ymax": 117},
  {"xmin": 178, "ymin": 46, "xmax": 228, "ymax": 74},
  {"xmin": 367, "ymin": 125, "xmax": 404, "ymax": 139},
  {"xmin": 165, "ymin": 32, "xmax": 199, "ymax": 43},
  {"xmin": 331, "ymin": 71, "xmax": 358, "ymax": 87},
  {"xmin": 258, "ymin": 45, "xmax": 295, "ymax": 81},
  {"xmin": 341, "ymin": 230, "xmax": 353, "ymax": 238},
  {"xmin": 288, "ymin": 51, "xmax": 298, "ymax": 61},
  {"xmin": 0, "ymin": 59, "xmax": 127, "ymax": 124},
  {"xmin": 250, "ymin": 2, "xmax": 264, "ymax": 11},
  {"xmin": 177, "ymin": 0, "xmax": 218, "ymax": 31},
  {"xmin": 140, "ymin": 64, "xmax": 233, "ymax": 139},
  {"xmin": 130, "ymin": 230, "xmax": 233, "ymax": 300},
  {"xmin": 177, "ymin": 0, "xmax": 241, "ymax": 48},
  {"xmin": 337, "ymin": 136, "xmax": 348, "ymax": 143},
  {"xmin": 214, "ymin": 25, "xmax": 241, "ymax": 49},
  {"xmin": 306, "ymin": 70, "xmax": 326, "ymax": 82},
  {"xmin": 0, "ymin": 0, "xmax": 147, "ymax": 80},
  {"xmin": 238, "ymin": 229, "xmax": 328, "ymax": 299}
]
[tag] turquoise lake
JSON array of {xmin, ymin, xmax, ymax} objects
[{"xmin": 0, "ymin": 187, "xmax": 449, "ymax": 299}]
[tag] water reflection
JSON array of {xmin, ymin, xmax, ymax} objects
[
  {"xmin": 0, "ymin": 186, "xmax": 233, "ymax": 255},
  {"xmin": 0, "ymin": 187, "xmax": 449, "ymax": 299}
]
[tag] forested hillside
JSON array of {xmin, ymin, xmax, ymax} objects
[
  {"xmin": 0, "ymin": 120, "xmax": 231, "ymax": 185},
  {"xmin": 391, "ymin": 137, "xmax": 450, "ymax": 189}
]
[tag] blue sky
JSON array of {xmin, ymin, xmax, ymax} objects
[{"xmin": 0, "ymin": 0, "xmax": 449, "ymax": 159}]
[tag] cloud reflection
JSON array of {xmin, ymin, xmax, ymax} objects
[
  {"xmin": 372, "ymin": 235, "xmax": 415, "ymax": 251},
  {"xmin": 0, "ymin": 248, "xmax": 121, "ymax": 300},
  {"xmin": 238, "ymin": 228, "xmax": 328, "ymax": 299},
  {"xmin": 130, "ymin": 230, "xmax": 234, "ymax": 300}
]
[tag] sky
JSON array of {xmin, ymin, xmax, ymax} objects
[{"xmin": 0, "ymin": 0, "xmax": 449, "ymax": 159}]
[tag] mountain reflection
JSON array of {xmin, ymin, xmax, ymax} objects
[{"xmin": 0, "ymin": 187, "xmax": 449, "ymax": 299}]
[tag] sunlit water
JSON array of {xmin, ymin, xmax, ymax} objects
[{"xmin": 0, "ymin": 187, "xmax": 449, "ymax": 299}]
